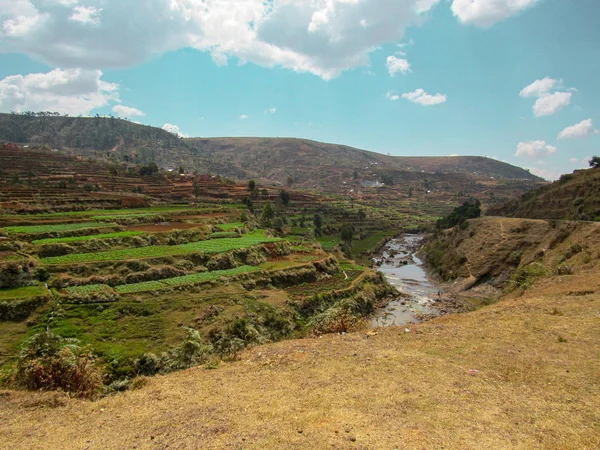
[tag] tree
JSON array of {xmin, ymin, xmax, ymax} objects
[
  {"xmin": 340, "ymin": 224, "xmax": 354, "ymax": 243},
  {"xmin": 261, "ymin": 188, "xmax": 269, "ymax": 199},
  {"xmin": 408, "ymin": 187, "xmax": 414, "ymax": 198},
  {"xmin": 353, "ymin": 170, "xmax": 359, "ymax": 180},
  {"xmin": 178, "ymin": 166, "xmax": 185, "ymax": 174},
  {"xmin": 589, "ymin": 156, "xmax": 600, "ymax": 169},
  {"xmin": 248, "ymin": 179, "xmax": 256, "ymax": 192},
  {"xmin": 313, "ymin": 214, "xmax": 323, "ymax": 236},
  {"xmin": 286, "ymin": 175, "xmax": 294, "ymax": 187},
  {"xmin": 357, "ymin": 209, "xmax": 366, "ymax": 222},
  {"xmin": 382, "ymin": 174, "xmax": 394, "ymax": 185},
  {"xmin": 242, "ymin": 197, "xmax": 254, "ymax": 213},
  {"xmin": 193, "ymin": 178, "xmax": 200, "ymax": 199},
  {"xmin": 261, "ymin": 200, "xmax": 275, "ymax": 227},
  {"xmin": 437, "ymin": 199, "xmax": 481, "ymax": 229},
  {"xmin": 279, "ymin": 189, "xmax": 290, "ymax": 207}
]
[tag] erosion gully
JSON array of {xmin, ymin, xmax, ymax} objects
[{"xmin": 371, "ymin": 234, "xmax": 446, "ymax": 328}]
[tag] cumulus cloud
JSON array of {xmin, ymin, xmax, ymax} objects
[
  {"xmin": 452, "ymin": 0, "xmax": 540, "ymax": 27},
  {"xmin": 558, "ymin": 119, "xmax": 598, "ymax": 140},
  {"xmin": 0, "ymin": 68, "xmax": 118, "ymax": 115},
  {"xmin": 70, "ymin": 6, "xmax": 102, "ymax": 25},
  {"xmin": 401, "ymin": 88, "xmax": 447, "ymax": 106},
  {"xmin": 162, "ymin": 123, "xmax": 188, "ymax": 137},
  {"xmin": 519, "ymin": 77, "xmax": 559, "ymax": 98},
  {"xmin": 240, "ymin": 114, "xmax": 249, "ymax": 120},
  {"xmin": 526, "ymin": 166, "xmax": 560, "ymax": 181},
  {"xmin": 385, "ymin": 91, "xmax": 400, "ymax": 101},
  {"xmin": 386, "ymin": 55, "xmax": 411, "ymax": 76},
  {"xmin": 520, "ymin": 77, "xmax": 572, "ymax": 117},
  {"xmin": 516, "ymin": 140, "xmax": 557, "ymax": 159},
  {"xmin": 112, "ymin": 105, "xmax": 145, "ymax": 117},
  {"xmin": 265, "ymin": 107, "xmax": 277, "ymax": 114},
  {"xmin": 533, "ymin": 91, "xmax": 572, "ymax": 117}
]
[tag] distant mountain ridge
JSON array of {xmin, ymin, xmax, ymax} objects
[{"xmin": 0, "ymin": 113, "xmax": 542, "ymax": 192}]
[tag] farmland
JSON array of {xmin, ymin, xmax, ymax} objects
[
  {"xmin": 41, "ymin": 230, "xmax": 280, "ymax": 265},
  {"xmin": 33, "ymin": 231, "xmax": 145, "ymax": 245},
  {"xmin": 3, "ymin": 222, "xmax": 114, "ymax": 235}
]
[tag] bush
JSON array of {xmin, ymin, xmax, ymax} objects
[
  {"xmin": 437, "ymin": 200, "xmax": 481, "ymax": 229},
  {"xmin": 12, "ymin": 332, "xmax": 103, "ymax": 399}
]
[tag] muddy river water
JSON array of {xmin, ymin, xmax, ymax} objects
[{"xmin": 371, "ymin": 234, "xmax": 443, "ymax": 327}]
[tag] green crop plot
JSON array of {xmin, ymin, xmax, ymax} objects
[
  {"xmin": 113, "ymin": 266, "xmax": 261, "ymax": 294},
  {"xmin": 0, "ymin": 284, "xmax": 47, "ymax": 300},
  {"xmin": 42, "ymin": 230, "xmax": 280, "ymax": 265},
  {"xmin": 210, "ymin": 232, "xmax": 239, "ymax": 239},
  {"xmin": 215, "ymin": 222, "xmax": 243, "ymax": 231},
  {"xmin": 33, "ymin": 231, "xmax": 145, "ymax": 245},
  {"xmin": 3, "ymin": 222, "xmax": 114, "ymax": 235},
  {"xmin": 64, "ymin": 284, "xmax": 114, "ymax": 296}
]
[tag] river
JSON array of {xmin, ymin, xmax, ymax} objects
[{"xmin": 371, "ymin": 234, "xmax": 443, "ymax": 328}]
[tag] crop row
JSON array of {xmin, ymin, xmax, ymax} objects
[
  {"xmin": 33, "ymin": 231, "xmax": 145, "ymax": 245},
  {"xmin": 63, "ymin": 266, "xmax": 262, "ymax": 296},
  {"xmin": 42, "ymin": 231, "xmax": 280, "ymax": 265},
  {"xmin": 3, "ymin": 222, "xmax": 114, "ymax": 235}
]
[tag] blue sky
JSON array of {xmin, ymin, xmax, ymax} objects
[{"xmin": 1, "ymin": 0, "xmax": 599, "ymax": 180}]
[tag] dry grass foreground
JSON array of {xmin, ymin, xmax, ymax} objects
[{"xmin": 2, "ymin": 267, "xmax": 600, "ymax": 449}]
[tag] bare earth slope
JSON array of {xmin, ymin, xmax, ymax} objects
[{"xmin": 2, "ymin": 219, "xmax": 599, "ymax": 449}]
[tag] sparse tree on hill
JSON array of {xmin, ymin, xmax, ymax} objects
[
  {"xmin": 286, "ymin": 175, "xmax": 294, "ymax": 187},
  {"xmin": 279, "ymin": 189, "xmax": 290, "ymax": 207},
  {"xmin": 313, "ymin": 214, "xmax": 323, "ymax": 236},
  {"xmin": 193, "ymin": 178, "xmax": 200, "ymax": 199},
  {"xmin": 589, "ymin": 156, "xmax": 600, "ymax": 169},
  {"xmin": 261, "ymin": 200, "xmax": 275, "ymax": 227},
  {"xmin": 357, "ymin": 209, "xmax": 366, "ymax": 222},
  {"xmin": 261, "ymin": 188, "xmax": 269, "ymax": 199},
  {"xmin": 248, "ymin": 179, "xmax": 256, "ymax": 192},
  {"xmin": 179, "ymin": 166, "xmax": 185, "ymax": 174},
  {"xmin": 340, "ymin": 224, "xmax": 354, "ymax": 244}
]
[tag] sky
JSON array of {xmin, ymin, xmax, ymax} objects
[{"xmin": 1, "ymin": 0, "xmax": 599, "ymax": 180}]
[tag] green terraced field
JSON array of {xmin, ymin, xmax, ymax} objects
[
  {"xmin": 0, "ymin": 284, "xmax": 47, "ymax": 300},
  {"xmin": 42, "ymin": 231, "xmax": 280, "ymax": 265},
  {"xmin": 3, "ymin": 222, "xmax": 115, "ymax": 235},
  {"xmin": 113, "ymin": 266, "xmax": 262, "ymax": 294},
  {"xmin": 33, "ymin": 231, "xmax": 145, "ymax": 245},
  {"xmin": 64, "ymin": 284, "xmax": 114, "ymax": 296},
  {"xmin": 215, "ymin": 222, "xmax": 243, "ymax": 231}
]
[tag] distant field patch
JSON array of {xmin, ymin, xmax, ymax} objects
[
  {"xmin": 0, "ymin": 284, "xmax": 47, "ymax": 300},
  {"xmin": 33, "ymin": 231, "xmax": 144, "ymax": 245},
  {"xmin": 114, "ymin": 266, "xmax": 261, "ymax": 294},
  {"xmin": 3, "ymin": 222, "xmax": 113, "ymax": 235},
  {"xmin": 210, "ymin": 232, "xmax": 239, "ymax": 239},
  {"xmin": 42, "ymin": 230, "xmax": 280, "ymax": 265},
  {"xmin": 215, "ymin": 222, "xmax": 243, "ymax": 231},
  {"xmin": 64, "ymin": 284, "xmax": 114, "ymax": 296}
]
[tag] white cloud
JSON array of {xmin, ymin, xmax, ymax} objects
[
  {"xmin": 450, "ymin": 153, "xmax": 460, "ymax": 156},
  {"xmin": 240, "ymin": 114, "xmax": 249, "ymax": 120},
  {"xmin": 401, "ymin": 88, "xmax": 447, "ymax": 106},
  {"xmin": 558, "ymin": 119, "xmax": 598, "ymax": 140},
  {"xmin": 0, "ymin": 0, "xmax": 446, "ymax": 79},
  {"xmin": 519, "ymin": 77, "xmax": 559, "ymax": 98},
  {"xmin": 112, "ymin": 105, "xmax": 145, "ymax": 117},
  {"xmin": 533, "ymin": 91, "xmax": 572, "ymax": 117},
  {"xmin": 265, "ymin": 107, "xmax": 277, "ymax": 114},
  {"xmin": 569, "ymin": 157, "xmax": 578, "ymax": 164},
  {"xmin": 386, "ymin": 55, "xmax": 411, "ymax": 76},
  {"xmin": 70, "ymin": 6, "xmax": 102, "ymax": 25},
  {"xmin": 527, "ymin": 167, "xmax": 560, "ymax": 181},
  {"xmin": 385, "ymin": 91, "xmax": 400, "ymax": 101},
  {"xmin": 452, "ymin": 0, "xmax": 540, "ymax": 27},
  {"xmin": 162, "ymin": 123, "xmax": 188, "ymax": 137},
  {"xmin": 516, "ymin": 140, "xmax": 557, "ymax": 159},
  {"xmin": 0, "ymin": 68, "xmax": 118, "ymax": 115}
]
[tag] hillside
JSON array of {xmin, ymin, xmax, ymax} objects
[
  {"xmin": 489, "ymin": 166, "xmax": 600, "ymax": 221},
  {"xmin": 2, "ymin": 216, "xmax": 599, "ymax": 449},
  {"xmin": 0, "ymin": 114, "xmax": 542, "ymax": 198}
]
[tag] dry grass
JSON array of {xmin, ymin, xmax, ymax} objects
[{"xmin": 1, "ymin": 259, "xmax": 599, "ymax": 449}]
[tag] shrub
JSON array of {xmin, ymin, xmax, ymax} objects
[{"xmin": 12, "ymin": 332, "xmax": 103, "ymax": 399}]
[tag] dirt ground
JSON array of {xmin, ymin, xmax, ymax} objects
[{"xmin": 2, "ymin": 262, "xmax": 599, "ymax": 450}]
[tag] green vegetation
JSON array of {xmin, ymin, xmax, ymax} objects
[
  {"xmin": 0, "ymin": 284, "xmax": 46, "ymax": 300},
  {"xmin": 42, "ymin": 231, "xmax": 279, "ymax": 265},
  {"xmin": 216, "ymin": 222, "xmax": 243, "ymax": 231},
  {"xmin": 33, "ymin": 231, "xmax": 145, "ymax": 245},
  {"xmin": 3, "ymin": 222, "xmax": 113, "ymax": 235},
  {"xmin": 437, "ymin": 199, "xmax": 481, "ymax": 229},
  {"xmin": 65, "ymin": 284, "xmax": 114, "ymax": 296}
]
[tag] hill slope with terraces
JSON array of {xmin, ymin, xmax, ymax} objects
[
  {"xmin": 488, "ymin": 165, "xmax": 600, "ymax": 221},
  {"xmin": 0, "ymin": 113, "xmax": 542, "ymax": 196}
]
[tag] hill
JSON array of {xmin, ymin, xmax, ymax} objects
[
  {"xmin": 489, "ymin": 166, "xmax": 600, "ymax": 221},
  {"xmin": 0, "ymin": 113, "xmax": 542, "ymax": 197},
  {"xmin": 2, "ymin": 216, "xmax": 599, "ymax": 449}
]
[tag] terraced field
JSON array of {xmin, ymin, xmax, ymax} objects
[
  {"xmin": 3, "ymin": 222, "xmax": 114, "ymax": 235},
  {"xmin": 33, "ymin": 231, "xmax": 145, "ymax": 245},
  {"xmin": 41, "ymin": 231, "xmax": 280, "ymax": 265}
]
